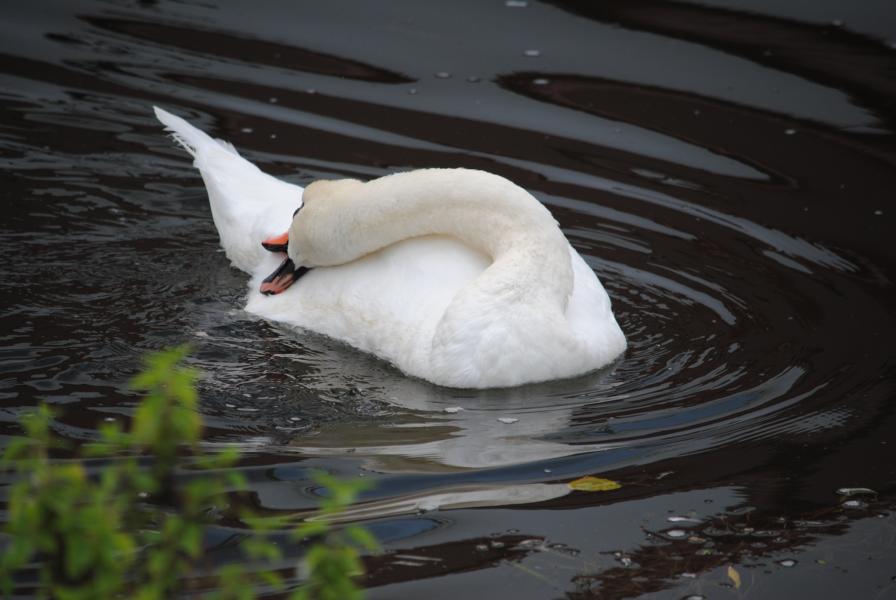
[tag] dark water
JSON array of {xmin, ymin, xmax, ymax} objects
[{"xmin": 2, "ymin": 0, "xmax": 896, "ymax": 597}]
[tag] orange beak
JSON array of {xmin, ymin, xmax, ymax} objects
[
  {"xmin": 259, "ymin": 230, "xmax": 310, "ymax": 295},
  {"xmin": 261, "ymin": 231, "xmax": 289, "ymax": 253}
]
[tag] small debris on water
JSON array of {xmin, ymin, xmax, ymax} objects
[
  {"xmin": 434, "ymin": 71, "xmax": 451, "ymax": 79},
  {"xmin": 874, "ymin": 209, "xmax": 883, "ymax": 216},
  {"xmin": 104, "ymin": 417, "xmax": 115, "ymax": 422},
  {"xmin": 443, "ymin": 406, "xmax": 463, "ymax": 413},
  {"xmin": 195, "ymin": 330, "xmax": 209, "ymax": 338},
  {"xmin": 785, "ymin": 128, "xmax": 796, "ymax": 135},
  {"xmin": 241, "ymin": 127, "xmax": 253, "ymax": 133},
  {"xmin": 728, "ymin": 565, "xmax": 742, "ymax": 589},
  {"xmin": 408, "ymin": 88, "xmax": 418, "ymax": 95},
  {"xmin": 475, "ymin": 543, "xmax": 488, "ymax": 551},
  {"xmin": 269, "ymin": 97, "xmax": 278, "ymax": 103},
  {"xmin": 533, "ymin": 78, "xmax": 550, "ymax": 85},
  {"xmin": 523, "ymin": 49, "xmax": 541, "ymax": 57},
  {"xmin": 842, "ymin": 499, "xmax": 867, "ymax": 509},
  {"xmin": 505, "ymin": 0, "xmax": 528, "ymax": 7},
  {"xmin": 667, "ymin": 516, "xmax": 700, "ymax": 523},
  {"xmin": 498, "ymin": 417, "xmax": 519, "ymax": 424}
]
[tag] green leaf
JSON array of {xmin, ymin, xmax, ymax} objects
[{"xmin": 568, "ymin": 475, "xmax": 621, "ymax": 492}]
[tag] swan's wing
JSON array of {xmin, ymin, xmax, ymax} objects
[{"xmin": 154, "ymin": 107, "xmax": 302, "ymax": 272}]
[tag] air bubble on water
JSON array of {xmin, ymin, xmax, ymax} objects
[
  {"xmin": 270, "ymin": 134, "xmax": 277, "ymax": 139},
  {"xmin": 544, "ymin": 468, "xmax": 552, "ymax": 473},
  {"xmin": 785, "ymin": 128, "xmax": 796, "ymax": 135},
  {"xmin": 505, "ymin": 0, "xmax": 528, "ymax": 6},
  {"xmin": 523, "ymin": 49, "xmax": 541, "ymax": 57},
  {"xmin": 241, "ymin": 127, "xmax": 253, "ymax": 133},
  {"xmin": 533, "ymin": 78, "xmax": 550, "ymax": 85},
  {"xmin": 434, "ymin": 71, "xmax": 451, "ymax": 79},
  {"xmin": 665, "ymin": 529, "xmax": 687, "ymax": 538},
  {"xmin": 269, "ymin": 97, "xmax": 278, "ymax": 103},
  {"xmin": 874, "ymin": 209, "xmax": 883, "ymax": 216},
  {"xmin": 837, "ymin": 487, "xmax": 877, "ymax": 496},
  {"xmin": 778, "ymin": 559, "xmax": 797, "ymax": 567}
]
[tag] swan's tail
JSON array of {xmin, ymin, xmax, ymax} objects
[
  {"xmin": 153, "ymin": 106, "xmax": 303, "ymax": 273},
  {"xmin": 154, "ymin": 106, "xmax": 240, "ymax": 158}
]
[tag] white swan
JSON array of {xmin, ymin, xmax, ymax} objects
[{"xmin": 154, "ymin": 107, "xmax": 626, "ymax": 388}]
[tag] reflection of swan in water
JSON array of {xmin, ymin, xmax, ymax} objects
[
  {"xmin": 283, "ymin": 348, "xmax": 623, "ymax": 471},
  {"xmin": 155, "ymin": 107, "xmax": 625, "ymax": 388},
  {"xmin": 302, "ymin": 482, "xmax": 573, "ymax": 523}
]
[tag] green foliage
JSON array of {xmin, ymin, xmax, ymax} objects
[
  {"xmin": 291, "ymin": 473, "xmax": 378, "ymax": 600},
  {"xmin": 0, "ymin": 346, "xmax": 377, "ymax": 599}
]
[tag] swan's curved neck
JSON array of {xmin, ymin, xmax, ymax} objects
[{"xmin": 289, "ymin": 168, "xmax": 573, "ymax": 306}]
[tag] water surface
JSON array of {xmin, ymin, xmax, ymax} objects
[{"xmin": 1, "ymin": 1, "xmax": 895, "ymax": 598}]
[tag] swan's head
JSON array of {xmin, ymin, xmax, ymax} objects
[
  {"xmin": 285, "ymin": 178, "xmax": 363, "ymax": 267},
  {"xmin": 259, "ymin": 178, "xmax": 362, "ymax": 295}
]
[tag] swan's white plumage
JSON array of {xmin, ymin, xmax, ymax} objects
[{"xmin": 154, "ymin": 107, "xmax": 626, "ymax": 388}]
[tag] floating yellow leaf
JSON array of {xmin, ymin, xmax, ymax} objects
[
  {"xmin": 727, "ymin": 565, "xmax": 741, "ymax": 589},
  {"xmin": 568, "ymin": 476, "xmax": 621, "ymax": 492}
]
